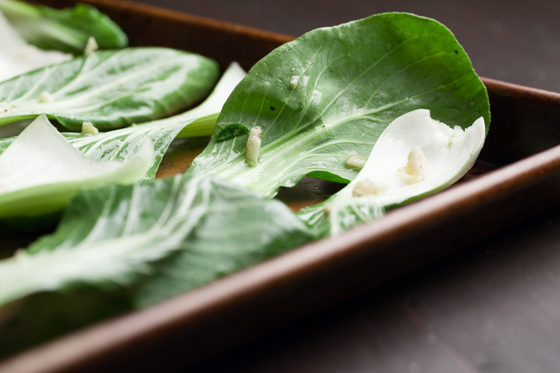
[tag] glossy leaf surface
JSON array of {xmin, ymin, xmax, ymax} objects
[
  {"xmin": 0, "ymin": 48, "xmax": 220, "ymax": 130},
  {"xmin": 0, "ymin": 115, "xmax": 153, "ymax": 220},
  {"xmin": 0, "ymin": 175, "xmax": 313, "ymax": 356},
  {"xmin": 0, "ymin": 62, "xmax": 246, "ymax": 181},
  {"xmin": 0, "ymin": 0, "xmax": 128, "ymax": 54},
  {"xmin": 186, "ymin": 13, "xmax": 490, "ymax": 198},
  {"xmin": 297, "ymin": 109, "xmax": 486, "ymax": 237},
  {"xmin": 67, "ymin": 62, "xmax": 245, "ymax": 180}
]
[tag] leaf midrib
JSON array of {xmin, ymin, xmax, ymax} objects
[{"xmin": 0, "ymin": 54, "xmax": 189, "ymax": 116}]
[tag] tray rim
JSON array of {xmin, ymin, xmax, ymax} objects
[
  {"xmin": 4, "ymin": 0, "xmax": 560, "ymax": 371},
  {"xmin": 4, "ymin": 135, "xmax": 560, "ymax": 373}
]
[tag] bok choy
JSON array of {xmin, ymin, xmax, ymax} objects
[
  {"xmin": 0, "ymin": 47, "xmax": 220, "ymax": 131},
  {"xmin": 297, "ymin": 109, "xmax": 486, "ymax": 237},
  {"xmin": 0, "ymin": 175, "xmax": 313, "ymax": 357},
  {"xmin": 0, "ymin": 10, "xmax": 492, "ymax": 361},
  {"xmin": 0, "ymin": 62, "xmax": 246, "ymax": 181},
  {"xmin": 0, "ymin": 0, "xmax": 128, "ymax": 54},
  {"xmin": 0, "ymin": 114, "xmax": 153, "ymax": 220},
  {"xmin": 186, "ymin": 12, "xmax": 490, "ymax": 199},
  {"xmin": 64, "ymin": 62, "xmax": 247, "ymax": 180},
  {"xmin": 0, "ymin": 9, "xmax": 71, "ymax": 82}
]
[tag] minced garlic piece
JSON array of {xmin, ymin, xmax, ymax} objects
[
  {"xmin": 352, "ymin": 178, "xmax": 387, "ymax": 197},
  {"xmin": 39, "ymin": 91, "xmax": 53, "ymax": 103},
  {"xmin": 84, "ymin": 36, "xmax": 99, "ymax": 57},
  {"xmin": 246, "ymin": 126, "xmax": 262, "ymax": 167},
  {"xmin": 81, "ymin": 121, "xmax": 99, "ymax": 136},
  {"xmin": 290, "ymin": 75, "xmax": 300, "ymax": 89},
  {"xmin": 398, "ymin": 146, "xmax": 429, "ymax": 184},
  {"xmin": 345, "ymin": 151, "xmax": 367, "ymax": 170}
]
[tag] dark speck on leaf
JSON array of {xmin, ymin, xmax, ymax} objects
[
  {"xmin": 270, "ymin": 106, "xmax": 275, "ymax": 111},
  {"xmin": 454, "ymin": 50, "xmax": 458, "ymax": 54}
]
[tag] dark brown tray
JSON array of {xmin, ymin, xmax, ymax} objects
[{"xmin": 3, "ymin": 1, "xmax": 560, "ymax": 372}]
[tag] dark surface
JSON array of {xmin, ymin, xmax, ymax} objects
[
  {"xmin": 134, "ymin": 0, "xmax": 560, "ymax": 94},
  {"xmin": 117, "ymin": 1, "xmax": 560, "ymax": 372},
  {"xmin": 194, "ymin": 205, "xmax": 560, "ymax": 373}
]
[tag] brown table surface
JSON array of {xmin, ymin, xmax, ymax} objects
[{"xmin": 125, "ymin": 1, "xmax": 560, "ymax": 372}]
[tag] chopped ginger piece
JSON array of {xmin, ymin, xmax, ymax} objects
[
  {"xmin": 84, "ymin": 36, "xmax": 99, "ymax": 57},
  {"xmin": 398, "ymin": 146, "xmax": 429, "ymax": 184},
  {"xmin": 345, "ymin": 151, "xmax": 367, "ymax": 170},
  {"xmin": 81, "ymin": 121, "xmax": 99, "ymax": 136},
  {"xmin": 246, "ymin": 126, "xmax": 262, "ymax": 167},
  {"xmin": 352, "ymin": 178, "xmax": 387, "ymax": 197}
]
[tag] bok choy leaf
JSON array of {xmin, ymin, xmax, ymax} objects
[
  {"xmin": 0, "ymin": 62, "xmax": 246, "ymax": 180},
  {"xmin": 65, "ymin": 62, "xmax": 246, "ymax": 180},
  {"xmin": 0, "ymin": 0, "xmax": 128, "ymax": 54},
  {"xmin": 0, "ymin": 10, "xmax": 71, "ymax": 82},
  {"xmin": 297, "ymin": 109, "xmax": 486, "ymax": 237},
  {"xmin": 186, "ymin": 13, "xmax": 490, "ymax": 198},
  {"xmin": 0, "ymin": 114, "xmax": 153, "ymax": 220},
  {"xmin": 0, "ymin": 175, "xmax": 313, "ymax": 356},
  {"xmin": 0, "ymin": 47, "xmax": 220, "ymax": 131}
]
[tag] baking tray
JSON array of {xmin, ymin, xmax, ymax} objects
[{"xmin": 3, "ymin": 0, "xmax": 560, "ymax": 372}]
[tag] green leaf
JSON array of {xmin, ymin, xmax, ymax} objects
[
  {"xmin": 0, "ymin": 47, "xmax": 220, "ymax": 131},
  {"xmin": 297, "ymin": 109, "xmax": 486, "ymax": 237},
  {"xmin": 186, "ymin": 13, "xmax": 490, "ymax": 198},
  {"xmin": 0, "ymin": 175, "xmax": 313, "ymax": 356},
  {"xmin": 0, "ymin": 62, "xmax": 246, "ymax": 181},
  {"xmin": 66, "ymin": 62, "xmax": 246, "ymax": 180},
  {"xmin": 0, "ymin": 0, "xmax": 128, "ymax": 54},
  {"xmin": 0, "ymin": 114, "xmax": 154, "ymax": 220}
]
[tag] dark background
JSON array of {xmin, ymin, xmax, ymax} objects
[
  {"xmin": 133, "ymin": 0, "xmax": 560, "ymax": 93},
  {"xmin": 129, "ymin": 1, "xmax": 560, "ymax": 372}
]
